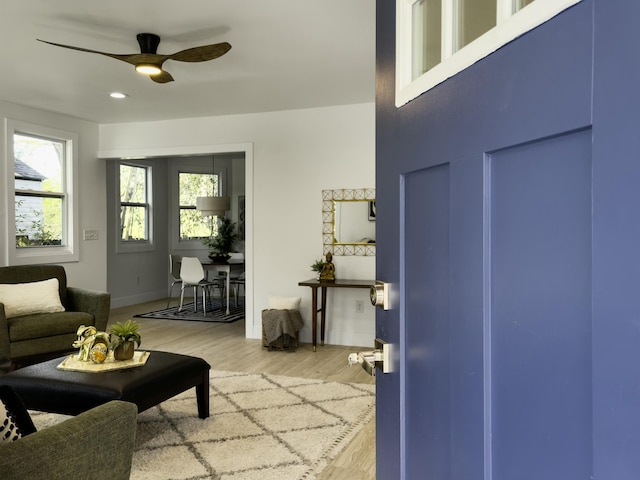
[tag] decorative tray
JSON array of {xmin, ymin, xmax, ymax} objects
[{"xmin": 57, "ymin": 351, "xmax": 150, "ymax": 373}]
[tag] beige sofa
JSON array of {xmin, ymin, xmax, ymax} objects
[{"xmin": 0, "ymin": 265, "xmax": 110, "ymax": 370}]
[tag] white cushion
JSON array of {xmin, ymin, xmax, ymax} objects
[
  {"xmin": 0, "ymin": 278, "xmax": 65, "ymax": 318},
  {"xmin": 268, "ymin": 296, "xmax": 301, "ymax": 310}
]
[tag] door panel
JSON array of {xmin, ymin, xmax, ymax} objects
[
  {"xmin": 490, "ymin": 130, "xmax": 592, "ymax": 479},
  {"xmin": 403, "ymin": 164, "xmax": 451, "ymax": 478}
]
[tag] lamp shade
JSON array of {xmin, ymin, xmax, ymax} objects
[{"xmin": 196, "ymin": 196, "xmax": 230, "ymax": 216}]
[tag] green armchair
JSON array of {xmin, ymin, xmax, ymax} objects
[
  {"xmin": 0, "ymin": 265, "xmax": 110, "ymax": 370},
  {"xmin": 0, "ymin": 397, "xmax": 137, "ymax": 480}
]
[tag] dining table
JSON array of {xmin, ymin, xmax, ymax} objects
[{"xmin": 202, "ymin": 259, "xmax": 245, "ymax": 314}]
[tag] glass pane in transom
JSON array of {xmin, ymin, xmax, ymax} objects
[
  {"xmin": 411, "ymin": 0, "xmax": 442, "ymax": 80},
  {"xmin": 514, "ymin": 0, "xmax": 536, "ymax": 13},
  {"xmin": 456, "ymin": 0, "xmax": 496, "ymax": 51}
]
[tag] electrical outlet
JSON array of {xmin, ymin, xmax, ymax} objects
[
  {"xmin": 356, "ymin": 300, "xmax": 364, "ymax": 313},
  {"xmin": 83, "ymin": 229, "xmax": 98, "ymax": 240}
]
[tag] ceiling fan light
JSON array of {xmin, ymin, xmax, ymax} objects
[{"xmin": 135, "ymin": 64, "xmax": 162, "ymax": 75}]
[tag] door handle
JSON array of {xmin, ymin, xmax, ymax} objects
[
  {"xmin": 348, "ymin": 338, "xmax": 394, "ymax": 376},
  {"xmin": 370, "ymin": 281, "xmax": 390, "ymax": 310}
]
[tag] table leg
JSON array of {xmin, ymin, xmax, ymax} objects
[
  {"xmin": 196, "ymin": 371, "xmax": 210, "ymax": 419},
  {"xmin": 311, "ymin": 287, "xmax": 318, "ymax": 352},
  {"xmin": 225, "ymin": 266, "xmax": 231, "ymax": 315},
  {"xmin": 320, "ymin": 287, "xmax": 327, "ymax": 346}
]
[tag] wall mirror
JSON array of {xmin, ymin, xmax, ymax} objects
[{"xmin": 323, "ymin": 188, "xmax": 375, "ymax": 256}]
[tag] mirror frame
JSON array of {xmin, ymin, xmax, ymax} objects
[{"xmin": 323, "ymin": 188, "xmax": 376, "ymax": 256}]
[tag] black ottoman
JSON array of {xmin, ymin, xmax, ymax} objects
[{"xmin": 0, "ymin": 350, "xmax": 210, "ymax": 418}]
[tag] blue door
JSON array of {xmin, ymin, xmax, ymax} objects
[{"xmin": 375, "ymin": 0, "xmax": 640, "ymax": 478}]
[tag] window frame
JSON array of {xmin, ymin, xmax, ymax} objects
[
  {"xmin": 396, "ymin": 0, "xmax": 583, "ymax": 107},
  {"xmin": 177, "ymin": 170, "xmax": 220, "ymax": 243},
  {"xmin": 5, "ymin": 119, "xmax": 79, "ymax": 265},
  {"xmin": 116, "ymin": 160, "xmax": 154, "ymax": 253},
  {"xmin": 170, "ymin": 160, "xmax": 229, "ymax": 252}
]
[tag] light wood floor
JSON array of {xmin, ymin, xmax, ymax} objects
[{"xmin": 110, "ymin": 299, "xmax": 376, "ymax": 480}]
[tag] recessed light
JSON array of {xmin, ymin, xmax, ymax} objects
[{"xmin": 110, "ymin": 92, "xmax": 128, "ymax": 99}]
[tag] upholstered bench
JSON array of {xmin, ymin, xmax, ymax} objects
[{"xmin": 0, "ymin": 350, "xmax": 210, "ymax": 418}]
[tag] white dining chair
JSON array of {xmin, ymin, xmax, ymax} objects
[
  {"xmin": 167, "ymin": 254, "xmax": 182, "ymax": 308},
  {"xmin": 230, "ymin": 272, "xmax": 245, "ymax": 307},
  {"xmin": 179, "ymin": 257, "xmax": 220, "ymax": 316}
]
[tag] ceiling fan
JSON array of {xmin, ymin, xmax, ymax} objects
[{"xmin": 37, "ymin": 33, "xmax": 231, "ymax": 83}]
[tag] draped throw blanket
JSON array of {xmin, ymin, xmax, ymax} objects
[{"xmin": 261, "ymin": 309, "xmax": 304, "ymax": 350}]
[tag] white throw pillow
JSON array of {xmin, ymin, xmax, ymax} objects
[
  {"xmin": 268, "ymin": 296, "xmax": 301, "ymax": 310},
  {"xmin": 0, "ymin": 278, "xmax": 65, "ymax": 318}
]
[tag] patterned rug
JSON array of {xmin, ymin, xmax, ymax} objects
[
  {"xmin": 135, "ymin": 300, "xmax": 244, "ymax": 323},
  {"xmin": 30, "ymin": 370, "xmax": 376, "ymax": 480}
]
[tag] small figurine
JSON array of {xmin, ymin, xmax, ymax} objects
[{"xmin": 320, "ymin": 252, "xmax": 336, "ymax": 282}]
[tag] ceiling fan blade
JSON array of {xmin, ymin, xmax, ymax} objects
[
  {"xmin": 37, "ymin": 38, "xmax": 147, "ymax": 66},
  {"xmin": 150, "ymin": 70, "xmax": 174, "ymax": 83},
  {"xmin": 37, "ymin": 36, "xmax": 229, "ymax": 84},
  {"xmin": 168, "ymin": 42, "xmax": 231, "ymax": 62}
]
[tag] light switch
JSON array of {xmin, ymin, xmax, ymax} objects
[{"xmin": 83, "ymin": 229, "xmax": 99, "ymax": 240}]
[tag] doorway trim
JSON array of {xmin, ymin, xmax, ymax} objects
[{"xmin": 99, "ymin": 142, "xmax": 254, "ymax": 339}]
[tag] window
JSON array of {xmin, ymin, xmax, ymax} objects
[
  {"xmin": 119, "ymin": 164, "xmax": 150, "ymax": 242},
  {"xmin": 397, "ymin": 0, "xmax": 583, "ymax": 106},
  {"xmin": 178, "ymin": 172, "xmax": 219, "ymax": 241},
  {"xmin": 6, "ymin": 120, "xmax": 78, "ymax": 264}
]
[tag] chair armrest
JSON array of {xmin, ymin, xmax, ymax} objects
[
  {"xmin": 0, "ymin": 400, "xmax": 138, "ymax": 480},
  {"xmin": 66, "ymin": 287, "xmax": 111, "ymax": 331}
]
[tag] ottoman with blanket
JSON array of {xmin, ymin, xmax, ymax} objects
[{"xmin": 262, "ymin": 296, "xmax": 304, "ymax": 351}]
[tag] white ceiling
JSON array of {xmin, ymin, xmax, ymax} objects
[{"xmin": 0, "ymin": 1, "xmax": 375, "ymax": 124}]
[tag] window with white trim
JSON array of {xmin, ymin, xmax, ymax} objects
[
  {"xmin": 119, "ymin": 163, "xmax": 151, "ymax": 242},
  {"xmin": 6, "ymin": 120, "xmax": 79, "ymax": 265},
  {"xmin": 396, "ymin": 0, "xmax": 583, "ymax": 107},
  {"xmin": 178, "ymin": 171, "xmax": 219, "ymax": 241}
]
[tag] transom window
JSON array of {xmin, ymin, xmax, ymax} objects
[
  {"xmin": 6, "ymin": 120, "xmax": 78, "ymax": 265},
  {"xmin": 396, "ymin": 0, "xmax": 583, "ymax": 106}
]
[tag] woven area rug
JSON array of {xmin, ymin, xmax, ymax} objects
[
  {"xmin": 135, "ymin": 300, "xmax": 244, "ymax": 323},
  {"xmin": 30, "ymin": 370, "xmax": 375, "ymax": 480}
]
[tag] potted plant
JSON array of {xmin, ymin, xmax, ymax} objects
[
  {"xmin": 110, "ymin": 319, "xmax": 142, "ymax": 361},
  {"xmin": 311, "ymin": 258, "xmax": 325, "ymax": 279},
  {"xmin": 204, "ymin": 217, "xmax": 238, "ymax": 261}
]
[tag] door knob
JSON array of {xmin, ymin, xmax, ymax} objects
[
  {"xmin": 370, "ymin": 281, "xmax": 390, "ymax": 310},
  {"xmin": 348, "ymin": 338, "xmax": 394, "ymax": 376}
]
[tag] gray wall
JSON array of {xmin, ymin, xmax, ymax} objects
[{"xmin": 106, "ymin": 158, "xmax": 169, "ymax": 305}]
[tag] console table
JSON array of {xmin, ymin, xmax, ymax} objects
[{"xmin": 298, "ymin": 278, "xmax": 374, "ymax": 351}]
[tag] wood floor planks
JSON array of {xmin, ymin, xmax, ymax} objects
[{"xmin": 109, "ymin": 299, "xmax": 376, "ymax": 480}]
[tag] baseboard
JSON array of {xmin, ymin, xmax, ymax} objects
[
  {"xmin": 249, "ymin": 323, "xmax": 372, "ymax": 348},
  {"xmin": 110, "ymin": 289, "xmax": 168, "ymax": 309}
]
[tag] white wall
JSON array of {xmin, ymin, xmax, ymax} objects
[
  {"xmin": 0, "ymin": 100, "xmax": 106, "ymax": 291},
  {"xmin": 99, "ymin": 103, "xmax": 376, "ymax": 347}
]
